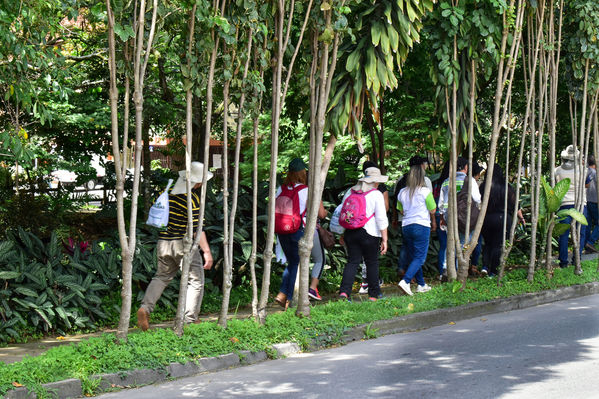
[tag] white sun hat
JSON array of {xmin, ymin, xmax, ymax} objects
[{"xmin": 170, "ymin": 161, "xmax": 213, "ymax": 195}]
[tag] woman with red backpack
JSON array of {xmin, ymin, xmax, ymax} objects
[
  {"xmin": 274, "ymin": 158, "xmax": 327, "ymax": 309},
  {"xmin": 338, "ymin": 167, "xmax": 389, "ymax": 301}
]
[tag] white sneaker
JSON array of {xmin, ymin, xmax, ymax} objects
[
  {"xmin": 358, "ymin": 283, "xmax": 368, "ymax": 294},
  {"xmin": 398, "ymin": 280, "xmax": 413, "ymax": 296},
  {"xmin": 416, "ymin": 284, "xmax": 432, "ymax": 293}
]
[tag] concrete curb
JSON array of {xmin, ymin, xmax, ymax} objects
[
  {"xmin": 5, "ymin": 282, "xmax": 598, "ymax": 398},
  {"xmin": 343, "ymin": 282, "xmax": 599, "ymax": 342}
]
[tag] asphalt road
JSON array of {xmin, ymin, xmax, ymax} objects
[{"xmin": 98, "ymin": 294, "xmax": 599, "ymax": 399}]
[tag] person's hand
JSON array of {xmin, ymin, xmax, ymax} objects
[
  {"xmin": 203, "ymin": 252, "xmax": 213, "ymax": 270},
  {"xmin": 380, "ymin": 240, "xmax": 388, "ymax": 255},
  {"xmin": 431, "ymin": 221, "xmax": 437, "ymax": 232},
  {"xmin": 339, "ymin": 235, "xmax": 345, "ymax": 246}
]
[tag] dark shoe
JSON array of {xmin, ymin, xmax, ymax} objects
[
  {"xmin": 369, "ymin": 293, "xmax": 384, "ymax": 302},
  {"xmin": 275, "ymin": 292, "xmax": 288, "ymax": 308},
  {"xmin": 339, "ymin": 292, "xmax": 352, "ymax": 302},
  {"xmin": 308, "ymin": 288, "xmax": 322, "ymax": 301},
  {"xmin": 137, "ymin": 307, "xmax": 150, "ymax": 331},
  {"xmin": 585, "ymin": 243, "xmax": 599, "ymax": 253}
]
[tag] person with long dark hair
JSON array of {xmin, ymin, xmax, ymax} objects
[{"xmin": 480, "ymin": 165, "xmax": 524, "ymax": 276}]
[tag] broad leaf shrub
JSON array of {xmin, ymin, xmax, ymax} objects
[{"xmin": 2, "ymin": 263, "xmax": 599, "ymax": 397}]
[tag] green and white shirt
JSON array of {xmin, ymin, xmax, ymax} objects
[{"xmin": 397, "ymin": 186, "xmax": 436, "ymax": 227}]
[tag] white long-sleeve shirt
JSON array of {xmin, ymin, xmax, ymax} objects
[{"xmin": 340, "ymin": 184, "xmax": 389, "ymax": 237}]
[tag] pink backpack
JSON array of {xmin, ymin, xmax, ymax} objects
[
  {"xmin": 274, "ymin": 184, "xmax": 307, "ymax": 234},
  {"xmin": 339, "ymin": 188, "xmax": 377, "ymax": 229}
]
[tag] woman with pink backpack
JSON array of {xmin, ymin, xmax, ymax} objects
[{"xmin": 338, "ymin": 167, "xmax": 389, "ymax": 301}]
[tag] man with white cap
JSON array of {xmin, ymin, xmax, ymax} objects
[
  {"xmin": 137, "ymin": 161, "xmax": 214, "ymax": 331},
  {"xmin": 555, "ymin": 145, "xmax": 587, "ymax": 268}
]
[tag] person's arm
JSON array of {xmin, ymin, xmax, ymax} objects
[
  {"xmin": 318, "ymin": 201, "xmax": 328, "ymax": 219},
  {"xmin": 383, "ymin": 190, "xmax": 389, "ymax": 212},
  {"xmin": 199, "ymin": 231, "xmax": 213, "ymax": 270},
  {"xmin": 471, "ymin": 177, "xmax": 482, "ymax": 204},
  {"xmin": 425, "ymin": 189, "xmax": 437, "ymax": 231},
  {"xmin": 380, "ymin": 228, "xmax": 388, "ymax": 255},
  {"xmin": 430, "ymin": 210, "xmax": 437, "ymax": 231}
]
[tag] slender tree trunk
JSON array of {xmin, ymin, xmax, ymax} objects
[
  {"xmin": 258, "ymin": 0, "xmax": 313, "ymax": 323},
  {"xmin": 297, "ymin": 11, "xmax": 340, "ymax": 317},
  {"xmin": 249, "ymin": 43, "xmax": 266, "ymax": 320},
  {"xmin": 107, "ymin": 0, "xmax": 158, "ymax": 339}
]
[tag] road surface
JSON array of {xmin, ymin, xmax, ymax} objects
[{"xmin": 98, "ymin": 294, "xmax": 599, "ymax": 399}]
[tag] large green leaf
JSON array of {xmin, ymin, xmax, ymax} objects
[
  {"xmin": 552, "ymin": 223, "xmax": 571, "ymax": 237},
  {"xmin": 557, "ymin": 208, "xmax": 588, "ymax": 225},
  {"xmin": 553, "ymin": 178, "xmax": 571, "ymax": 206},
  {"xmin": 0, "ymin": 271, "xmax": 20, "ymax": 280}
]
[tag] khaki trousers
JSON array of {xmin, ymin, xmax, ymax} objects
[{"xmin": 141, "ymin": 239, "xmax": 205, "ymax": 323}]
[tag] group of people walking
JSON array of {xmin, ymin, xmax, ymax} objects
[
  {"xmin": 273, "ymin": 146, "xmax": 596, "ymax": 305},
  {"xmin": 135, "ymin": 144, "xmax": 598, "ymax": 330}
]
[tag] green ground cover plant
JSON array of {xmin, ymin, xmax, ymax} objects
[{"xmin": 2, "ymin": 263, "xmax": 598, "ymax": 398}]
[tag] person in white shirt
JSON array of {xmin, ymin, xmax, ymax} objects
[
  {"xmin": 338, "ymin": 167, "xmax": 389, "ymax": 301},
  {"xmin": 555, "ymin": 145, "xmax": 587, "ymax": 268},
  {"xmin": 397, "ymin": 163, "xmax": 437, "ymax": 296}
]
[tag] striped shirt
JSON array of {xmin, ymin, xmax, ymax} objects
[{"xmin": 159, "ymin": 191, "xmax": 201, "ymax": 240}]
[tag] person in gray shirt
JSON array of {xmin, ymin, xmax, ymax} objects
[{"xmin": 585, "ymin": 155, "xmax": 599, "ymax": 252}]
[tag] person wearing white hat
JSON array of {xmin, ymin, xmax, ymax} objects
[
  {"xmin": 338, "ymin": 167, "xmax": 389, "ymax": 301},
  {"xmin": 137, "ymin": 161, "xmax": 214, "ymax": 331},
  {"xmin": 555, "ymin": 145, "xmax": 588, "ymax": 268}
]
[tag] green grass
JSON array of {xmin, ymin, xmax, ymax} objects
[{"xmin": 2, "ymin": 262, "xmax": 599, "ymax": 398}]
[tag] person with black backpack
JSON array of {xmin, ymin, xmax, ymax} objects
[
  {"xmin": 438, "ymin": 157, "xmax": 481, "ymax": 272},
  {"xmin": 273, "ymin": 158, "xmax": 327, "ymax": 309}
]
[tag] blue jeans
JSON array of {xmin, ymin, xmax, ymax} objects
[
  {"xmin": 558, "ymin": 205, "xmax": 586, "ymax": 267},
  {"xmin": 278, "ymin": 228, "xmax": 304, "ymax": 300},
  {"xmin": 402, "ymin": 223, "xmax": 430, "ymax": 286},
  {"xmin": 585, "ymin": 202, "xmax": 599, "ymax": 246},
  {"xmin": 436, "ymin": 214, "xmax": 447, "ymax": 275}
]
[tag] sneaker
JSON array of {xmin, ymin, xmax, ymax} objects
[
  {"xmin": 339, "ymin": 292, "xmax": 352, "ymax": 302},
  {"xmin": 308, "ymin": 288, "xmax": 322, "ymax": 301},
  {"xmin": 481, "ymin": 267, "xmax": 488, "ymax": 276},
  {"xmin": 369, "ymin": 293, "xmax": 384, "ymax": 302},
  {"xmin": 416, "ymin": 284, "xmax": 432, "ymax": 293},
  {"xmin": 398, "ymin": 280, "xmax": 413, "ymax": 296},
  {"xmin": 585, "ymin": 243, "xmax": 599, "ymax": 253},
  {"xmin": 358, "ymin": 283, "xmax": 369, "ymax": 294}
]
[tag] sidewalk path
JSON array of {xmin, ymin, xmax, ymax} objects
[{"xmin": 2, "ymin": 251, "xmax": 598, "ymax": 365}]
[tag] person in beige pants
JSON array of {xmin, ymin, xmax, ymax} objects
[{"xmin": 137, "ymin": 162, "xmax": 214, "ymax": 331}]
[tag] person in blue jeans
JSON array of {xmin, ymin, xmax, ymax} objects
[
  {"xmin": 397, "ymin": 160, "xmax": 437, "ymax": 296},
  {"xmin": 555, "ymin": 145, "xmax": 587, "ymax": 268},
  {"xmin": 584, "ymin": 156, "xmax": 599, "ymax": 252}
]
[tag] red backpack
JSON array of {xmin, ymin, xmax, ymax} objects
[
  {"xmin": 339, "ymin": 188, "xmax": 377, "ymax": 229},
  {"xmin": 274, "ymin": 184, "xmax": 307, "ymax": 234}
]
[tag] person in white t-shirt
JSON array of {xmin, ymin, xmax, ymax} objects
[{"xmin": 397, "ymin": 163, "xmax": 437, "ymax": 296}]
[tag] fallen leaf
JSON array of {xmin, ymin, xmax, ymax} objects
[
  {"xmin": 230, "ymin": 337, "xmax": 240, "ymax": 344},
  {"xmin": 448, "ymin": 322, "xmax": 456, "ymax": 325},
  {"xmin": 12, "ymin": 382, "xmax": 23, "ymax": 387},
  {"xmin": 407, "ymin": 303, "xmax": 414, "ymax": 311},
  {"xmin": 56, "ymin": 336, "xmax": 66, "ymax": 340},
  {"xmin": 480, "ymin": 318, "xmax": 487, "ymax": 322}
]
